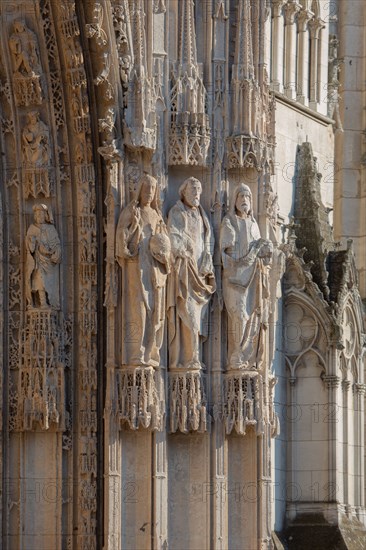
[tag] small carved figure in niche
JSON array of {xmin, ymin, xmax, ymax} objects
[
  {"xmin": 25, "ymin": 204, "xmax": 62, "ymax": 309},
  {"xmin": 22, "ymin": 111, "xmax": 50, "ymax": 167},
  {"xmin": 116, "ymin": 174, "xmax": 170, "ymax": 367},
  {"xmin": 9, "ymin": 20, "xmax": 41, "ymax": 77},
  {"xmin": 167, "ymin": 177, "xmax": 216, "ymax": 369},
  {"xmin": 220, "ymin": 184, "xmax": 273, "ymax": 370}
]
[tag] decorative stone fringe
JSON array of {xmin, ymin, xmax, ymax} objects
[
  {"xmin": 116, "ymin": 367, "xmax": 165, "ymax": 431},
  {"xmin": 169, "ymin": 371, "xmax": 208, "ymax": 433},
  {"xmin": 223, "ymin": 371, "xmax": 264, "ymax": 436}
]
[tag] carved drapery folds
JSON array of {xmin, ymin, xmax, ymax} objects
[
  {"xmin": 220, "ymin": 184, "xmax": 276, "ymax": 436},
  {"xmin": 169, "ymin": 0, "xmax": 210, "ymax": 166},
  {"xmin": 167, "ymin": 178, "xmax": 216, "ymax": 433},
  {"xmin": 115, "ymin": 174, "xmax": 169, "ymax": 430}
]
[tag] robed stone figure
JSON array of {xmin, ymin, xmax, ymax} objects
[
  {"xmin": 25, "ymin": 203, "xmax": 61, "ymax": 309},
  {"xmin": 220, "ymin": 184, "xmax": 273, "ymax": 370},
  {"xmin": 116, "ymin": 174, "xmax": 170, "ymax": 367},
  {"xmin": 167, "ymin": 177, "xmax": 216, "ymax": 369}
]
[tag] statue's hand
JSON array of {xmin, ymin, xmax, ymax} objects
[{"xmin": 130, "ymin": 202, "xmax": 141, "ymax": 229}]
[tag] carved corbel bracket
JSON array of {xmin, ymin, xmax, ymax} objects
[
  {"xmin": 226, "ymin": 134, "xmax": 264, "ymax": 170},
  {"xmin": 169, "ymin": 370, "xmax": 208, "ymax": 434},
  {"xmin": 223, "ymin": 370, "xmax": 265, "ymax": 436},
  {"xmin": 116, "ymin": 366, "xmax": 165, "ymax": 431},
  {"xmin": 321, "ymin": 374, "xmax": 341, "ymax": 389}
]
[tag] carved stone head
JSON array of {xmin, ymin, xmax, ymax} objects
[
  {"xmin": 230, "ymin": 183, "xmax": 254, "ymax": 219},
  {"xmin": 135, "ymin": 174, "xmax": 160, "ymax": 211},
  {"xmin": 33, "ymin": 203, "xmax": 53, "ymax": 224},
  {"xmin": 179, "ymin": 177, "xmax": 202, "ymax": 209}
]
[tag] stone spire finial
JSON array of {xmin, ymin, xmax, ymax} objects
[
  {"xmin": 234, "ymin": 0, "xmax": 254, "ymax": 79},
  {"xmin": 179, "ymin": 0, "xmax": 197, "ymax": 68}
]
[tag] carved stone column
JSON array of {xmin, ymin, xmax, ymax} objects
[
  {"xmin": 309, "ymin": 17, "xmax": 325, "ymax": 108},
  {"xmin": 296, "ymin": 9, "xmax": 312, "ymax": 104},
  {"xmin": 270, "ymin": 0, "xmax": 286, "ymax": 92},
  {"xmin": 283, "ymin": 1, "xmax": 300, "ymax": 99}
]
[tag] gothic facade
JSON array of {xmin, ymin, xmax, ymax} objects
[{"xmin": 0, "ymin": 1, "xmax": 365, "ymax": 549}]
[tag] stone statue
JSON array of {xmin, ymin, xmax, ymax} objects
[
  {"xmin": 9, "ymin": 20, "xmax": 41, "ymax": 76},
  {"xmin": 25, "ymin": 204, "xmax": 62, "ymax": 309},
  {"xmin": 167, "ymin": 177, "xmax": 216, "ymax": 369},
  {"xmin": 22, "ymin": 111, "xmax": 50, "ymax": 167},
  {"xmin": 220, "ymin": 184, "xmax": 273, "ymax": 370},
  {"xmin": 116, "ymin": 174, "xmax": 170, "ymax": 367}
]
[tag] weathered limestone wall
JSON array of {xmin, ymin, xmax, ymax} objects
[
  {"xmin": 0, "ymin": 2, "xmax": 365, "ymax": 550},
  {"xmin": 334, "ymin": 0, "xmax": 366, "ymax": 299}
]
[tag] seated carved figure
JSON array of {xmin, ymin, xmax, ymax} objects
[
  {"xmin": 167, "ymin": 177, "xmax": 216, "ymax": 370},
  {"xmin": 116, "ymin": 174, "xmax": 170, "ymax": 367},
  {"xmin": 22, "ymin": 111, "xmax": 50, "ymax": 168},
  {"xmin": 220, "ymin": 184, "xmax": 273, "ymax": 370},
  {"xmin": 25, "ymin": 204, "xmax": 61, "ymax": 309}
]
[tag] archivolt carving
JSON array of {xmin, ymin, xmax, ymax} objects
[
  {"xmin": 18, "ymin": 310, "xmax": 66, "ymax": 431},
  {"xmin": 22, "ymin": 111, "xmax": 52, "ymax": 198},
  {"xmin": 9, "ymin": 20, "xmax": 43, "ymax": 106}
]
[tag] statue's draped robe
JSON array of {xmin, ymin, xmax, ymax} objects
[
  {"xmin": 25, "ymin": 222, "xmax": 61, "ymax": 308},
  {"xmin": 167, "ymin": 200, "xmax": 216, "ymax": 369},
  {"xmin": 116, "ymin": 203, "xmax": 168, "ymax": 367},
  {"xmin": 220, "ymin": 213, "xmax": 270, "ymax": 369}
]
